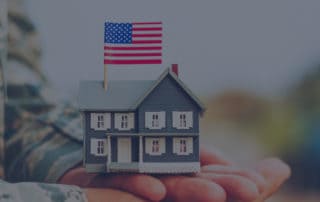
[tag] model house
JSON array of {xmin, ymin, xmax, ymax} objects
[{"xmin": 78, "ymin": 66, "xmax": 205, "ymax": 173}]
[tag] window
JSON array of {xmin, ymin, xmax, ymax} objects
[
  {"xmin": 97, "ymin": 115, "xmax": 104, "ymax": 129},
  {"xmin": 179, "ymin": 139, "xmax": 187, "ymax": 153},
  {"xmin": 173, "ymin": 137, "xmax": 193, "ymax": 155},
  {"xmin": 145, "ymin": 137, "xmax": 165, "ymax": 155},
  {"xmin": 152, "ymin": 139, "xmax": 160, "ymax": 153},
  {"xmin": 115, "ymin": 113, "xmax": 134, "ymax": 130},
  {"xmin": 145, "ymin": 112, "xmax": 165, "ymax": 129},
  {"xmin": 90, "ymin": 139, "xmax": 108, "ymax": 156},
  {"xmin": 90, "ymin": 113, "xmax": 111, "ymax": 131},
  {"xmin": 97, "ymin": 140, "xmax": 105, "ymax": 154},
  {"xmin": 179, "ymin": 114, "xmax": 187, "ymax": 128},
  {"xmin": 172, "ymin": 111, "xmax": 193, "ymax": 129},
  {"xmin": 152, "ymin": 114, "xmax": 159, "ymax": 128},
  {"xmin": 121, "ymin": 115, "xmax": 128, "ymax": 129}
]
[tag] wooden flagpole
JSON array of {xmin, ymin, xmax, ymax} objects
[{"xmin": 104, "ymin": 63, "xmax": 108, "ymax": 91}]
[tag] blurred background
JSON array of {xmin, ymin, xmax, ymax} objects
[{"xmin": 16, "ymin": 0, "xmax": 320, "ymax": 201}]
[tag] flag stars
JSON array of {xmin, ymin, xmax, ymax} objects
[{"xmin": 105, "ymin": 22, "xmax": 132, "ymax": 44}]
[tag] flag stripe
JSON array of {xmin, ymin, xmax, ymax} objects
[
  {"xmin": 132, "ymin": 22, "xmax": 162, "ymax": 25},
  {"xmin": 104, "ymin": 59, "xmax": 162, "ymax": 65},
  {"xmin": 104, "ymin": 53, "xmax": 162, "ymax": 57},
  {"xmin": 104, "ymin": 46, "xmax": 162, "ymax": 50},
  {"xmin": 132, "ymin": 40, "xmax": 162, "ymax": 44},
  {"xmin": 132, "ymin": 34, "xmax": 162, "ymax": 37},
  {"xmin": 132, "ymin": 27, "xmax": 162, "ymax": 31}
]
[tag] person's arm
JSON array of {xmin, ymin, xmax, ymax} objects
[
  {"xmin": 0, "ymin": 179, "xmax": 87, "ymax": 202},
  {"xmin": 0, "ymin": 179, "xmax": 150, "ymax": 202}
]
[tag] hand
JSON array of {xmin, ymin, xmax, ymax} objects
[
  {"xmin": 59, "ymin": 167, "xmax": 165, "ymax": 201},
  {"xmin": 85, "ymin": 188, "xmax": 147, "ymax": 202},
  {"xmin": 60, "ymin": 146, "xmax": 290, "ymax": 202},
  {"xmin": 159, "ymin": 147, "xmax": 291, "ymax": 202}
]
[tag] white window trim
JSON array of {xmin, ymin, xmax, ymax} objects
[
  {"xmin": 145, "ymin": 111, "xmax": 166, "ymax": 129},
  {"xmin": 173, "ymin": 137, "xmax": 193, "ymax": 155},
  {"xmin": 115, "ymin": 113, "xmax": 134, "ymax": 131},
  {"xmin": 90, "ymin": 138, "xmax": 108, "ymax": 156},
  {"xmin": 145, "ymin": 137, "xmax": 166, "ymax": 155},
  {"xmin": 172, "ymin": 111, "xmax": 193, "ymax": 129},
  {"xmin": 90, "ymin": 113, "xmax": 111, "ymax": 131}
]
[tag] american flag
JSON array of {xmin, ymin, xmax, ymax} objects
[{"xmin": 104, "ymin": 22, "xmax": 162, "ymax": 65}]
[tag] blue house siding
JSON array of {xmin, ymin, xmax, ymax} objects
[
  {"xmin": 143, "ymin": 136, "xmax": 199, "ymax": 162},
  {"xmin": 138, "ymin": 76, "xmax": 200, "ymax": 133},
  {"xmin": 111, "ymin": 136, "xmax": 117, "ymax": 162}
]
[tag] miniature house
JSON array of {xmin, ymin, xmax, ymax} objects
[{"xmin": 78, "ymin": 67, "xmax": 205, "ymax": 173}]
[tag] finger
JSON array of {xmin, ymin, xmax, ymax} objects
[
  {"xmin": 160, "ymin": 176, "xmax": 226, "ymax": 202},
  {"xmin": 200, "ymin": 146, "xmax": 234, "ymax": 166},
  {"xmin": 58, "ymin": 167, "xmax": 98, "ymax": 187},
  {"xmin": 201, "ymin": 165, "xmax": 267, "ymax": 193},
  {"xmin": 253, "ymin": 158, "xmax": 291, "ymax": 201},
  {"xmin": 197, "ymin": 173, "xmax": 259, "ymax": 202},
  {"xmin": 85, "ymin": 188, "xmax": 147, "ymax": 202},
  {"xmin": 92, "ymin": 174, "xmax": 166, "ymax": 201}
]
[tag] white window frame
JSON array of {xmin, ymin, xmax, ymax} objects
[
  {"xmin": 115, "ymin": 113, "xmax": 134, "ymax": 131},
  {"xmin": 90, "ymin": 138, "xmax": 108, "ymax": 156},
  {"xmin": 145, "ymin": 112, "xmax": 166, "ymax": 129},
  {"xmin": 145, "ymin": 137, "xmax": 166, "ymax": 155},
  {"xmin": 90, "ymin": 113, "xmax": 111, "ymax": 131},
  {"xmin": 173, "ymin": 137, "xmax": 193, "ymax": 155},
  {"xmin": 172, "ymin": 111, "xmax": 193, "ymax": 129}
]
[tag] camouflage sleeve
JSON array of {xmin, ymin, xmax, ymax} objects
[
  {"xmin": 5, "ymin": 105, "xmax": 84, "ymax": 183},
  {"xmin": 0, "ymin": 179, "xmax": 87, "ymax": 202},
  {"xmin": 4, "ymin": 0, "xmax": 84, "ymax": 183}
]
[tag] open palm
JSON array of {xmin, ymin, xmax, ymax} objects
[{"xmin": 59, "ymin": 147, "xmax": 291, "ymax": 202}]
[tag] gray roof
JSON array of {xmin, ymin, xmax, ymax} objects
[
  {"xmin": 78, "ymin": 80, "xmax": 154, "ymax": 111},
  {"xmin": 78, "ymin": 68, "xmax": 205, "ymax": 112}
]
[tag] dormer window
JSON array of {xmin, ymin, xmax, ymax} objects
[
  {"xmin": 90, "ymin": 113, "xmax": 111, "ymax": 131},
  {"xmin": 172, "ymin": 111, "xmax": 193, "ymax": 129},
  {"xmin": 145, "ymin": 112, "xmax": 165, "ymax": 129},
  {"xmin": 115, "ymin": 113, "xmax": 134, "ymax": 131}
]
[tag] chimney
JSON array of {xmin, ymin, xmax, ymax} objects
[{"xmin": 171, "ymin": 64, "xmax": 179, "ymax": 77}]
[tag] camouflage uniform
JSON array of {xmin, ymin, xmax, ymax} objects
[{"xmin": 0, "ymin": 0, "xmax": 87, "ymax": 201}]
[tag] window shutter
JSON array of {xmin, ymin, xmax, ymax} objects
[
  {"xmin": 114, "ymin": 114, "xmax": 121, "ymax": 129},
  {"xmin": 172, "ymin": 112, "xmax": 179, "ymax": 129},
  {"xmin": 145, "ymin": 138, "xmax": 151, "ymax": 154},
  {"xmin": 187, "ymin": 137, "xmax": 193, "ymax": 154},
  {"xmin": 186, "ymin": 112, "xmax": 193, "ymax": 128},
  {"xmin": 128, "ymin": 113, "xmax": 134, "ymax": 129},
  {"xmin": 173, "ymin": 138, "xmax": 179, "ymax": 154},
  {"xmin": 102, "ymin": 139, "xmax": 108, "ymax": 156},
  {"xmin": 159, "ymin": 112, "xmax": 166, "ymax": 129},
  {"xmin": 104, "ymin": 113, "xmax": 111, "ymax": 129},
  {"xmin": 145, "ymin": 112, "xmax": 152, "ymax": 129},
  {"xmin": 160, "ymin": 138, "xmax": 166, "ymax": 153},
  {"xmin": 90, "ymin": 139, "xmax": 98, "ymax": 155},
  {"xmin": 90, "ymin": 113, "xmax": 96, "ymax": 129}
]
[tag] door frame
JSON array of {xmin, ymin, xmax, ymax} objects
[{"xmin": 117, "ymin": 137, "xmax": 132, "ymax": 163}]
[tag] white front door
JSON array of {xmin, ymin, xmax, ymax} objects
[{"xmin": 117, "ymin": 137, "xmax": 131, "ymax": 163}]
